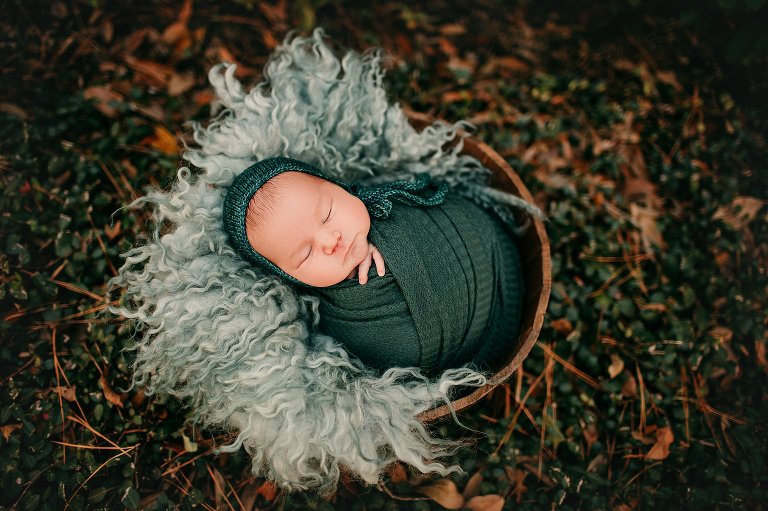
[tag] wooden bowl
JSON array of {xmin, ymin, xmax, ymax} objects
[{"xmin": 404, "ymin": 111, "xmax": 552, "ymax": 423}]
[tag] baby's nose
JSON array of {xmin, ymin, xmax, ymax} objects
[{"xmin": 322, "ymin": 230, "xmax": 342, "ymax": 254}]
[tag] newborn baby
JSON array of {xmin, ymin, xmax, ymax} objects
[{"xmin": 223, "ymin": 157, "xmax": 525, "ymax": 373}]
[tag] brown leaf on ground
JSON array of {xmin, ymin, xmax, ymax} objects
[
  {"xmin": 618, "ymin": 144, "xmax": 649, "ymax": 180},
  {"xmin": 258, "ymin": 0, "xmax": 288, "ymax": 23},
  {"xmin": 53, "ymin": 385, "xmax": 77, "ymax": 402},
  {"xmin": 0, "ymin": 102, "xmax": 29, "ymax": 120},
  {"xmin": 104, "ymin": 220, "xmax": 121, "ymax": 240},
  {"xmin": 755, "ymin": 337, "xmax": 768, "ymax": 371},
  {"xmin": 440, "ymin": 23, "xmax": 466, "ymax": 35},
  {"xmin": 534, "ymin": 169, "xmax": 575, "ymax": 192},
  {"xmin": 646, "ymin": 426, "xmax": 674, "ymax": 460},
  {"xmin": 257, "ymin": 480, "xmax": 277, "ymax": 501},
  {"xmin": 193, "ymin": 90, "xmax": 215, "ymax": 107},
  {"xmin": 713, "ymin": 196, "xmax": 765, "ymax": 230},
  {"xmin": 622, "ymin": 372, "xmax": 638, "ymax": 398},
  {"xmin": 442, "ymin": 90, "xmax": 472, "ymax": 103},
  {"xmin": 168, "ymin": 72, "xmax": 196, "ymax": 96},
  {"xmin": 551, "ymin": 318, "xmax": 574, "ymax": 335},
  {"xmin": 387, "ymin": 462, "xmax": 408, "ymax": 484},
  {"xmin": 133, "ymin": 102, "xmax": 166, "ymax": 123},
  {"xmin": 631, "ymin": 429, "xmax": 656, "ymax": 445},
  {"xmin": 143, "ymin": 126, "xmax": 179, "ymax": 155},
  {"xmin": 587, "ymin": 453, "xmax": 607, "ymax": 473},
  {"xmin": 656, "ymin": 70, "xmax": 683, "ymax": 92},
  {"xmin": 99, "ymin": 374, "xmax": 124, "ymax": 407},
  {"xmin": 637, "ymin": 301, "xmax": 667, "ymax": 312},
  {"xmin": 608, "ymin": 354, "xmax": 625, "ymax": 379},
  {"xmin": 83, "ymin": 86, "xmax": 123, "ymax": 117},
  {"xmin": 438, "ymin": 37, "xmax": 459, "ymax": 58},
  {"xmin": 462, "ymin": 471, "xmax": 483, "ymax": 500},
  {"xmin": 124, "ymin": 56, "xmax": 174, "ymax": 88},
  {"xmin": 630, "ymin": 203, "xmax": 667, "ymax": 252},
  {"xmin": 416, "ymin": 479, "xmax": 465, "ymax": 509},
  {"xmin": 583, "ymin": 422, "xmax": 598, "ymax": 454},
  {"xmin": 162, "ymin": 21, "xmax": 188, "ymax": 45},
  {"xmin": 216, "ymin": 47, "xmax": 253, "ymax": 78},
  {"xmin": 121, "ymin": 28, "xmax": 153, "ymax": 55},
  {"xmin": 163, "ymin": 0, "xmax": 193, "ymax": 48},
  {"xmin": 464, "ymin": 494, "xmax": 505, "ymax": 511},
  {"xmin": 130, "ymin": 389, "xmax": 146, "ymax": 407},
  {"xmin": 478, "ymin": 56, "xmax": 530, "ymax": 76},
  {"xmin": 623, "ymin": 176, "xmax": 662, "ymax": 209},
  {"xmin": 1, "ymin": 424, "xmax": 22, "ymax": 441}
]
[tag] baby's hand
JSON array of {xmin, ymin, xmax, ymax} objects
[{"xmin": 358, "ymin": 242, "xmax": 385, "ymax": 285}]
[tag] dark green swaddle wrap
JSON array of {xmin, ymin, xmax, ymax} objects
[
  {"xmin": 310, "ymin": 193, "xmax": 525, "ymax": 373},
  {"xmin": 223, "ymin": 157, "xmax": 525, "ymax": 373}
]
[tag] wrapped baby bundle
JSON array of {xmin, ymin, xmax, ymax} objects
[
  {"xmin": 109, "ymin": 28, "xmax": 543, "ymax": 494},
  {"xmin": 224, "ymin": 157, "xmax": 526, "ymax": 373}
]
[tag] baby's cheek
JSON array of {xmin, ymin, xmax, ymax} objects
[{"xmin": 349, "ymin": 237, "xmax": 368, "ymax": 265}]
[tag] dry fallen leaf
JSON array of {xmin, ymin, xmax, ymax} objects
[
  {"xmin": 416, "ymin": 479, "xmax": 465, "ymax": 509},
  {"xmin": 464, "ymin": 494, "xmax": 505, "ymax": 511},
  {"xmin": 53, "ymin": 385, "xmax": 77, "ymax": 402},
  {"xmin": 463, "ymin": 471, "xmax": 483, "ymax": 500},
  {"xmin": 104, "ymin": 220, "xmax": 121, "ymax": 240},
  {"xmin": 756, "ymin": 337, "xmax": 768, "ymax": 372},
  {"xmin": 479, "ymin": 56, "xmax": 530, "ymax": 75},
  {"xmin": 608, "ymin": 354, "xmax": 625, "ymax": 379},
  {"xmin": 99, "ymin": 374, "xmax": 124, "ymax": 407},
  {"xmin": 638, "ymin": 302, "xmax": 667, "ymax": 313},
  {"xmin": 621, "ymin": 372, "xmax": 638, "ymax": 398},
  {"xmin": 83, "ymin": 86, "xmax": 123, "ymax": 117},
  {"xmin": 387, "ymin": 462, "xmax": 408, "ymax": 484},
  {"xmin": 583, "ymin": 422, "xmax": 598, "ymax": 454},
  {"xmin": 256, "ymin": 480, "xmax": 277, "ymax": 501},
  {"xmin": 143, "ymin": 126, "xmax": 179, "ymax": 155},
  {"xmin": 168, "ymin": 72, "xmax": 195, "ymax": 96},
  {"xmin": 123, "ymin": 56, "xmax": 174, "ymax": 88},
  {"xmin": 552, "ymin": 318, "xmax": 574, "ymax": 335},
  {"xmin": 656, "ymin": 70, "xmax": 683, "ymax": 92},
  {"xmin": 646, "ymin": 426, "xmax": 674, "ymax": 460},
  {"xmin": 631, "ymin": 203, "xmax": 667, "ymax": 252},
  {"xmin": 1, "ymin": 424, "xmax": 22, "ymax": 441},
  {"xmin": 0, "ymin": 102, "xmax": 29, "ymax": 120},
  {"xmin": 587, "ymin": 453, "xmax": 607, "ymax": 473},
  {"xmin": 713, "ymin": 196, "xmax": 765, "ymax": 230}
]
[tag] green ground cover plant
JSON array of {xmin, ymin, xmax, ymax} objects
[{"xmin": 1, "ymin": 1, "xmax": 766, "ymax": 509}]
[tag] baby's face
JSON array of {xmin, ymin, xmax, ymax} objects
[{"xmin": 246, "ymin": 172, "xmax": 372, "ymax": 287}]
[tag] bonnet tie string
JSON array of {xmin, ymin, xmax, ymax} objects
[{"xmin": 349, "ymin": 172, "xmax": 449, "ymax": 219}]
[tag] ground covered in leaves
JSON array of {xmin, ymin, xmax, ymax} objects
[{"xmin": 1, "ymin": 1, "xmax": 767, "ymax": 510}]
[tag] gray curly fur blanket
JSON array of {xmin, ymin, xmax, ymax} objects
[{"xmin": 108, "ymin": 28, "xmax": 542, "ymax": 494}]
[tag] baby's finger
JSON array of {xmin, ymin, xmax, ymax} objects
[
  {"xmin": 358, "ymin": 254, "xmax": 372, "ymax": 285},
  {"xmin": 373, "ymin": 248, "xmax": 385, "ymax": 276}
]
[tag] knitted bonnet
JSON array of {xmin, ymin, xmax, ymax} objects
[{"xmin": 223, "ymin": 156, "xmax": 449, "ymax": 286}]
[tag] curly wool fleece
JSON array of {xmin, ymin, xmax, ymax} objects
[{"xmin": 109, "ymin": 28, "xmax": 541, "ymax": 494}]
